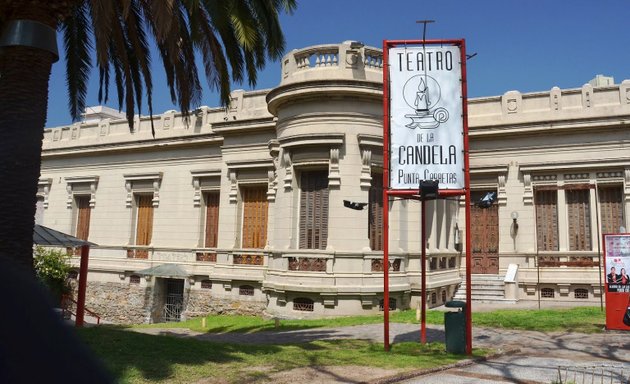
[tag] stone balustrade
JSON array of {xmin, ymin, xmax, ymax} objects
[{"xmin": 278, "ymin": 41, "xmax": 383, "ymax": 86}]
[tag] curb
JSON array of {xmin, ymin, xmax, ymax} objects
[{"xmin": 368, "ymin": 347, "xmax": 521, "ymax": 384}]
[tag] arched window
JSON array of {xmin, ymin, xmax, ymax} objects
[
  {"xmin": 378, "ymin": 298, "xmax": 396, "ymax": 311},
  {"xmin": 574, "ymin": 288, "xmax": 588, "ymax": 299},
  {"xmin": 541, "ymin": 287, "xmax": 554, "ymax": 298},
  {"xmin": 67, "ymin": 270, "xmax": 78, "ymax": 280},
  {"xmin": 441, "ymin": 290, "xmax": 447, "ymax": 303},
  {"xmin": 239, "ymin": 285, "xmax": 254, "ymax": 296},
  {"xmin": 431, "ymin": 292, "xmax": 437, "ymax": 304},
  {"xmin": 293, "ymin": 297, "xmax": 314, "ymax": 312}
]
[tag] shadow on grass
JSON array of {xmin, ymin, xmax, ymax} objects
[{"xmin": 78, "ymin": 326, "xmax": 286, "ymax": 382}]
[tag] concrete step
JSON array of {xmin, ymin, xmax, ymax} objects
[{"xmin": 452, "ymin": 275, "xmax": 509, "ymax": 303}]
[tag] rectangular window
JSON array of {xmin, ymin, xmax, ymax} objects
[
  {"xmin": 599, "ymin": 185, "xmax": 624, "ymax": 234},
  {"xmin": 204, "ymin": 192, "xmax": 220, "ymax": 248},
  {"xmin": 299, "ymin": 170, "xmax": 329, "ymax": 250},
  {"xmin": 75, "ymin": 195, "xmax": 91, "ymax": 241},
  {"xmin": 369, "ymin": 173, "xmax": 384, "ymax": 251},
  {"xmin": 241, "ymin": 186, "xmax": 268, "ymax": 249},
  {"xmin": 135, "ymin": 195, "xmax": 154, "ymax": 258},
  {"xmin": 535, "ymin": 189, "xmax": 559, "ymax": 251},
  {"xmin": 566, "ymin": 188, "xmax": 591, "ymax": 251}
]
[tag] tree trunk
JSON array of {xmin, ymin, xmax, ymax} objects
[{"xmin": 0, "ymin": 34, "xmax": 57, "ymax": 274}]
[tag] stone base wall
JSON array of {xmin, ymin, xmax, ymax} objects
[
  {"xmin": 72, "ymin": 281, "xmax": 151, "ymax": 324},
  {"xmin": 184, "ymin": 290, "xmax": 266, "ymax": 318}
]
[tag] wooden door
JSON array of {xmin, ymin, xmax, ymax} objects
[{"xmin": 470, "ymin": 190, "xmax": 499, "ymax": 274}]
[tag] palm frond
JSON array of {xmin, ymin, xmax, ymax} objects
[
  {"xmin": 61, "ymin": 2, "xmax": 93, "ymax": 121},
  {"xmin": 202, "ymin": 0, "xmax": 245, "ymax": 84}
]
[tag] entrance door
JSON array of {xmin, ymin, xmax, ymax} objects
[
  {"xmin": 470, "ymin": 190, "xmax": 499, "ymax": 274},
  {"xmin": 163, "ymin": 279, "xmax": 184, "ymax": 322}
]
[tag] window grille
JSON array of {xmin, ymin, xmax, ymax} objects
[
  {"xmin": 441, "ymin": 290, "xmax": 447, "ymax": 303},
  {"xmin": 541, "ymin": 287, "xmax": 555, "ymax": 298},
  {"xmin": 431, "ymin": 292, "xmax": 437, "ymax": 304},
  {"xmin": 574, "ymin": 288, "xmax": 589, "ymax": 299},
  {"xmin": 201, "ymin": 280, "xmax": 212, "ymax": 289},
  {"xmin": 293, "ymin": 298, "xmax": 314, "ymax": 312},
  {"xmin": 239, "ymin": 285, "xmax": 254, "ymax": 296},
  {"xmin": 378, "ymin": 298, "xmax": 397, "ymax": 311},
  {"xmin": 130, "ymin": 275, "xmax": 141, "ymax": 284}
]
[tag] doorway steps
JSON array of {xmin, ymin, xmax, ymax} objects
[{"xmin": 452, "ymin": 274, "xmax": 516, "ymax": 304}]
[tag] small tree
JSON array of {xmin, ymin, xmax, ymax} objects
[{"xmin": 33, "ymin": 246, "xmax": 72, "ymax": 305}]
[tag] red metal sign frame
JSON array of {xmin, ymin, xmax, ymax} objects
[
  {"xmin": 382, "ymin": 39, "xmax": 472, "ymax": 354},
  {"xmin": 602, "ymin": 233, "xmax": 630, "ymax": 331}
]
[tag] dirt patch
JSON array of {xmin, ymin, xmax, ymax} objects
[
  {"xmin": 193, "ymin": 365, "xmax": 402, "ymax": 384},
  {"xmin": 254, "ymin": 365, "xmax": 403, "ymax": 384}
]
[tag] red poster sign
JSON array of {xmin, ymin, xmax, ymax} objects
[{"xmin": 603, "ymin": 233, "xmax": 630, "ymax": 331}]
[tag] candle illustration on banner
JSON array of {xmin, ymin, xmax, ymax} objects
[{"xmin": 404, "ymin": 74, "xmax": 449, "ymax": 129}]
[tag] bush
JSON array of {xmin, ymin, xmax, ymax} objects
[{"xmin": 33, "ymin": 246, "xmax": 72, "ymax": 305}]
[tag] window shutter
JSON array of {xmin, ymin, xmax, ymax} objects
[
  {"xmin": 299, "ymin": 170, "xmax": 329, "ymax": 250},
  {"xmin": 75, "ymin": 196, "xmax": 91, "ymax": 241},
  {"xmin": 242, "ymin": 187, "xmax": 268, "ymax": 249},
  {"xmin": 535, "ymin": 189, "xmax": 559, "ymax": 251},
  {"xmin": 369, "ymin": 173, "xmax": 383, "ymax": 251},
  {"xmin": 566, "ymin": 189, "xmax": 591, "ymax": 251},
  {"xmin": 135, "ymin": 195, "xmax": 154, "ymax": 246},
  {"xmin": 204, "ymin": 192, "xmax": 220, "ymax": 248},
  {"xmin": 599, "ymin": 185, "xmax": 624, "ymax": 234}
]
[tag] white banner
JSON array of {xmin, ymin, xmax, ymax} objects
[{"xmin": 388, "ymin": 45, "xmax": 464, "ymax": 190}]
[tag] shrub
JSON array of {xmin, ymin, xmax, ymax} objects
[{"xmin": 33, "ymin": 246, "xmax": 72, "ymax": 305}]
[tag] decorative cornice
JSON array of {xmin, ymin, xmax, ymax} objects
[{"xmin": 278, "ymin": 132, "xmax": 344, "ymax": 148}]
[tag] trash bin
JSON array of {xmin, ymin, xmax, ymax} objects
[{"xmin": 444, "ymin": 300, "xmax": 466, "ymax": 354}]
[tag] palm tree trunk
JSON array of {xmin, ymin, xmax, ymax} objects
[{"xmin": 0, "ymin": 43, "xmax": 56, "ymax": 274}]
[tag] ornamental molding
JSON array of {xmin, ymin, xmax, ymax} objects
[
  {"xmin": 123, "ymin": 172, "xmax": 162, "ymax": 207},
  {"xmin": 65, "ymin": 175, "xmax": 99, "ymax": 208}
]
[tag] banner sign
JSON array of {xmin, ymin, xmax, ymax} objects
[
  {"xmin": 603, "ymin": 234, "xmax": 630, "ymax": 331},
  {"xmin": 388, "ymin": 44, "xmax": 464, "ymax": 190}
]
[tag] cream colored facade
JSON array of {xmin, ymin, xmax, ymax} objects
[{"xmin": 39, "ymin": 41, "xmax": 630, "ymax": 323}]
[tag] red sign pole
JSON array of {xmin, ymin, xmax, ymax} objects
[
  {"xmin": 382, "ymin": 40, "xmax": 391, "ymax": 351},
  {"xmin": 460, "ymin": 39, "xmax": 473, "ymax": 355},
  {"xmin": 420, "ymin": 199, "xmax": 427, "ymax": 343},
  {"xmin": 75, "ymin": 244, "xmax": 90, "ymax": 327}
]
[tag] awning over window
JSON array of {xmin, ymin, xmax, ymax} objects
[{"xmin": 134, "ymin": 264, "xmax": 190, "ymax": 278}]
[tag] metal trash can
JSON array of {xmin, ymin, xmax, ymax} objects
[{"xmin": 444, "ymin": 300, "xmax": 466, "ymax": 354}]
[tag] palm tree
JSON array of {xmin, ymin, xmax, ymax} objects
[{"xmin": 0, "ymin": 0, "xmax": 296, "ymax": 273}]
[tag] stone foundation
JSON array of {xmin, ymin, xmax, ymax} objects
[
  {"xmin": 184, "ymin": 290, "xmax": 266, "ymax": 318},
  {"xmin": 78, "ymin": 281, "xmax": 151, "ymax": 324}
]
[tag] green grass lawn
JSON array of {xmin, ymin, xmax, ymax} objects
[
  {"xmin": 79, "ymin": 307, "xmax": 604, "ymax": 383},
  {"xmin": 134, "ymin": 306, "xmax": 605, "ymax": 334},
  {"xmin": 79, "ymin": 327, "xmax": 484, "ymax": 384}
]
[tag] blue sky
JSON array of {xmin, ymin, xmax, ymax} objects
[{"xmin": 45, "ymin": 0, "xmax": 630, "ymax": 127}]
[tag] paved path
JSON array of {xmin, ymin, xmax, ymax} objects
[{"xmin": 133, "ymin": 323, "xmax": 630, "ymax": 383}]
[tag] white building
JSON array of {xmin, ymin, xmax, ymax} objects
[{"xmin": 38, "ymin": 41, "xmax": 630, "ymax": 323}]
